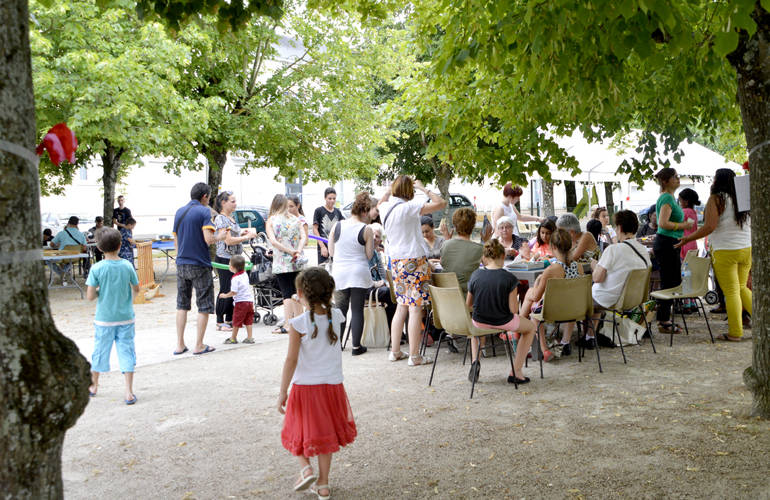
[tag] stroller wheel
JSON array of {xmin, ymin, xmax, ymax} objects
[
  {"xmin": 705, "ymin": 291, "xmax": 719, "ymax": 305},
  {"xmin": 253, "ymin": 312, "xmax": 261, "ymax": 324},
  {"xmin": 264, "ymin": 314, "xmax": 278, "ymax": 326}
]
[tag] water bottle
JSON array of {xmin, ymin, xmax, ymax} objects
[{"xmin": 681, "ymin": 262, "xmax": 692, "ymax": 294}]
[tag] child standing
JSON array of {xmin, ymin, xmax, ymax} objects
[
  {"xmin": 466, "ymin": 239, "xmax": 537, "ymax": 384},
  {"xmin": 678, "ymin": 188, "xmax": 701, "ymax": 313},
  {"xmin": 218, "ymin": 255, "xmax": 255, "ymax": 344},
  {"xmin": 86, "ymin": 227, "xmax": 140, "ymax": 404},
  {"xmin": 118, "ymin": 217, "xmax": 136, "ymax": 266},
  {"xmin": 278, "ymin": 268, "xmax": 356, "ymax": 500}
]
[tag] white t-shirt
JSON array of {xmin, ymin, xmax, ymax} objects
[
  {"xmin": 380, "ymin": 197, "xmax": 427, "ymax": 260},
  {"xmin": 230, "ymin": 272, "xmax": 252, "ymax": 303},
  {"xmin": 592, "ymin": 239, "xmax": 651, "ymax": 308},
  {"xmin": 290, "ymin": 309, "xmax": 346, "ymax": 385}
]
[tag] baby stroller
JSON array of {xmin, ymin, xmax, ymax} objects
[{"xmin": 248, "ymin": 237, "xmax": 283, "ymax": 326}]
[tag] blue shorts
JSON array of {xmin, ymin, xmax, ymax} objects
[{"xmin": 92, "ymin": 323, "xmax": 136, "ymax": 373}]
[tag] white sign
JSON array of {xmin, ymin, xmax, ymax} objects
[{"xmin": 734, "ymin": 174, "xmax": 750, "ymax": 212}]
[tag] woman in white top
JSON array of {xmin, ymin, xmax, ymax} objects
[
  {"xmin": 329, "ymin": 192, "xmax": 374, "ymax": 356},
  {"xmin": 378, "ymin": 175, "xmax": 447, "ymax": 366},
  {"xmin": 677, "ymin": 168, "xmax": 751, "ymax": 340},
  {"xmin": 492, "ymin": 183, "xmax": 541, "ymax": 237}
]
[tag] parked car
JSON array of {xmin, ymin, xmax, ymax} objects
[
  {"xmin": 343, "ymin": 193, "xmax": 474, "ymax": 227},
  {"xmin": 233, "ymin": 205, "xmax": 268, "ymax": 234}
]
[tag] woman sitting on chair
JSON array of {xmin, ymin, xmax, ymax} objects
[{"xmin": 466, "ymin": 239, "xmax": 536, "ymax": 385}]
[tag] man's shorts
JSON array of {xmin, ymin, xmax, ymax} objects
[
  {"xmin": 177, "ymin": 264, "xmax": 215, "ymax": 314},
  {"xmin": 232, "ymin": 301, "xmax": 254, "ymax": 328}
]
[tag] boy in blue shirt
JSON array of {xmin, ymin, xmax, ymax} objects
[
  {"xmin": 118, "ymin": 217, "xmax": 137, "ymax": 266},
  {"xmin": 86, "ymin": 227, "xmax": 140, "ymax": 405}
]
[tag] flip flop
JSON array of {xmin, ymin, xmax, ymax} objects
[
  {"xmin": 193, "ymin": 345, "xmax": 216, "ymax": 355},
  {"xmin": 173, "ymin": 347, "xmax": 189, "ymax": 355},
  {"xmin": 125, "ymin": 395, "xmax": 137, "ymax": 405},
  {"xmin": 272, "ymin": 327, "xmax": 288, "ymax": 334},
  {"xmin": 717, "ymin": 334, "xmax": 743, "ymax": 342},
  {"xmin": 89, "ymin": 391, "xmax": 97, "ymax": 397}
]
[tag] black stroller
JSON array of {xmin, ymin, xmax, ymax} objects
[{"xmin": 248, "ymin": 237, "xmax": 283, "ymax": 326}]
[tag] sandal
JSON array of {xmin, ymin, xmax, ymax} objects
[
  {"xmin": 272, "ymin": 326, "xmax": 288, "ymax": 334},
  {"xmin": 223, "ymin": 338, "xmax": 238, "ymax": 344},
  {"xmin": 388, "ymin": 350, "xmax": 408, "ymax": 362},
  {"xmin": 408, "ymin": 355, "xmax": 433, "ymax": 366},
  {"xmin": 658, "ymin": 322, "xmax": 682, "ymax": 334},
  {"xmin": 216, "ymin": 323, "xmax": 233, "ymax": 332},
  {"xmin": 310, "ymin": 484, "xmax": 331, "ymax": 500},
  {"xmin": 242, "ymin": 338, "xmax": 255, "ymax": 344},
  {"xmin": 294, "ymin": 465, "xmax": 317, "ymax": 492}
]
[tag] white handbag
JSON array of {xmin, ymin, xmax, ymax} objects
[{"xmin": 361, "ymin": 289, "xmax": 390, "ymax": 348}]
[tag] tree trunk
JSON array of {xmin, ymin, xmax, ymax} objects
[
  {"xmin": 101, "ymin": 141, "xmax": 123, "ymax": 226},
  {"xmin": 205, "ymin": 145, "xmax": 228, "ymax": 208},
  {"xmin": 565, "ymin": 180, "xmax": 577, "ymax": 212},
  {"xmin": 542, "ymin": 179, "xmax": 555, "ymax": 217},
  {"xmin": 431, "ymin": 158, "xmax": 453, "ymax": 228},
  {"xmin": 729, "ymin": 3, "xmax": 770, "ymax": 419},
  {"xmin": 604, "ymin": 182, "xmax": 616, "ymax": 219},
  {"xmin": 0, "ymin": 1, "xmax": 91, "ymax": 497}
]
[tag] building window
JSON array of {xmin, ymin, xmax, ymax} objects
[{"xmin": 78, "ymin": 166, "xmax": 87, "ymax": 181}]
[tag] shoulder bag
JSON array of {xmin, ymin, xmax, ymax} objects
[{"xmin": 361, "ymin": 289, "xmax": 390, "ymax": 348}]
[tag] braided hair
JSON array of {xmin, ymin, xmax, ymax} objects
[{"xmin": 295, "ymin": 267, "xmax": 337, "ymax": 344}]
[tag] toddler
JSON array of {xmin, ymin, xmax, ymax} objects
[{"xmin": 218, "ymin": 255, "xmax": 255, "ymax": 344}]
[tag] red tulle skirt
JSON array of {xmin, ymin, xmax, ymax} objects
[{"xmin": 281, "ymin": 383, "xmax": 357, "ymax": 457}]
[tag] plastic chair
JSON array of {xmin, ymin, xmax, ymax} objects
[
  {"xmin": 531, "ymin": 275, "xmax": 600, "ymax": 374},
  {"xmin": 650, "ymin": 254, "xmax": 714, "ymax": 345},
  {"xmin": 597, "ymin": 268, "xmax": 656, "ymax": 364},
  {"xmin": 427, "ymin": 285, "xmax": 518, "ymax": 398},
  {"xmin": 430, "ymin": 272, "xmax": 495, "ymax": 360}
]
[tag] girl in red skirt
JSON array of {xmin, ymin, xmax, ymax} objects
[{"xmin": 278, "ymin": 267, "xmax": 356, "ymax": 499}]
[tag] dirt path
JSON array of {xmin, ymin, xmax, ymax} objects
[{"xmin": 55, "ymin": 270, "xmax": 770, "ymax": 499}]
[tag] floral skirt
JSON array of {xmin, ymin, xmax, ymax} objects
[
  {"xmin": 281, "ymin": 383, "xmax": 357, "ymax": 457},
  {"xmin": 391, "ymin": 257, "xmax": 431, "ymax": 306}
]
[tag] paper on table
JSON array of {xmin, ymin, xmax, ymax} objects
[{"xmin": 734, "ymin": 174, "xmax": 750, "ymax": 212}]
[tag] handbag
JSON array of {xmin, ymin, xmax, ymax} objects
[{"xmin": 361, "ymin": 289, "xmax": 390, "ymax": 348}]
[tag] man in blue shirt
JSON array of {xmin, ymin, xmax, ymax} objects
[
  {"xmin": 49, "ymin": 216, "xmax": 87, "ymax": 281},
  {"xmin": 173, "ymin": 183, "xmax": 217, "ymax": 356},
  {"xmin": 50, "ymin": 216, "xmax": 86, "ymax": 250}
]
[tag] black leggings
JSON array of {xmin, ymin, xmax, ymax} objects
[
  {"xmin": 654, "ymin": 234, "xmax": 681, "ymax": 322},
  {"xmin": 336, "ymin": 287, "xmax": 368, "ymax": 348},
  {"xmin": 215, "ymin": 255, "xmax": 233, "ymax": 323}
]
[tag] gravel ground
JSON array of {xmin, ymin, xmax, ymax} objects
[{"xmin": 53, "ymin": 266, "xmax": 770, "ymax": 499}]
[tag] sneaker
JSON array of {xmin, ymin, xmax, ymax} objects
[
  {"xmin": 559, "ymin": 343, "xmax": 572, "ymax": 357},
  {"xmin": 408, "ymin": 355, "xmax": 433, "ymax": 366},
  {"xmin": 468, "ymin": 360, "xmax": 480, "ymax": 383},
  {"xmin": 446, "ymin": 338, "xmax": 459, "ymax": 353},
  {"xmin": 388, "ymin": 350, "xmax": 408, "ymax": 362},
  {"xmin": 223, "ymin": 338, "xmax": 238, "ymax": 344},
  {"xmin": 351, "ymin": 346, "xmax": 368, "ymax": 356},
  {"xmin": 577, "ymin": 337, "xmax": 596, "ymax": 350},
  {"xmin": 242, "ymin": 338, "xmax": 255, "ymax": 344}
]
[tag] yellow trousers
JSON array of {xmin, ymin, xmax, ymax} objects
[{"xmin": 712, "ymin": 247, "xmax": 752, "ymax": 338}]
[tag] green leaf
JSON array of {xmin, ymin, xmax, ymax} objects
[
  {"xmin": 713, "ymin": 31, "xmax": 739, "ymax": 57},
  {"xmin": 762, "ymin": 0, "xmax": 770, "ymax": 11}
]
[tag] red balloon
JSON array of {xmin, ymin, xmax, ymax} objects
[{"xmin": 36, "ymin": 123, "xmax": 77, "ymax": 166}]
